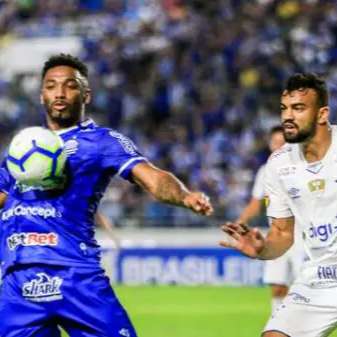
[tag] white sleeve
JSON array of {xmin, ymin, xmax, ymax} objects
[
  {"xmin": 252, "ymin": 165, "xmax": 265, "ymax": 200},
  {"xmin": 264, "ymin": 160, "xmax": 293, "ymax": 218}
]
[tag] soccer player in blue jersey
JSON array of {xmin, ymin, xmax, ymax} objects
[{"xmin": 0, "ymin": 54, "xmax": 213, "ymax": 337}]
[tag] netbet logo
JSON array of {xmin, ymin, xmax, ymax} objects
[
  {"xmin": 309, "ymin": 223, "xmax": 337, "ymax": 242},
  {"xmin": 1, "ymin": 206, "xmax": 59, "ymax": 221},
  {"xmin": 7, "ymin": 232, "xmax": 58, "ymax": 250}
]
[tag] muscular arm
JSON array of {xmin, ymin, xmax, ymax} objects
[
  {"xmin": 236, "ymin": 197, "xmax": 263, "ymax": 224},
  {"xmin": 131, "ymin": 162, "xmax": 213, "ymax": 215},
  {"xmin": 257, "ymin": 216, "xmax": 294, "ymax": 259},
  {"xmin": 132, "ymin": 162, "xmax": 189, "ymax": 205}
]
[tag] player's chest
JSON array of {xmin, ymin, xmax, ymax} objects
[
  {"xmin": 63, "ymin": 136, "xmax": 100, "ymax": 172},
  {"xmin": 277, "ymin": 160, "xmax": 337, "ymax": 204}
]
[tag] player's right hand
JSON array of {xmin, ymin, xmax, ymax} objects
[
  {"xmin": 219, "ymin": 222, "xmax": 265, "ymax": 258},
  {"xmin": 183, "ymin": 192, "xmax": 213, "ymax": 216}
]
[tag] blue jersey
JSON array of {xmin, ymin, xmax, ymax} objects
[{"xmin": 0, "ymin": 119, "xmax": 147, "ymax": 276}]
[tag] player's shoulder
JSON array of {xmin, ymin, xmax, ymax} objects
[
  {"xmin": 95, "ymin": 126, "xmax": 139, "ymax": 155},
  {"xmin": 86, "ymin": 124, "xmax": 125, "ymax": 142},
  {"xmin": 267, "ymin": 143, "xmax": 294, "ymax": 166}
]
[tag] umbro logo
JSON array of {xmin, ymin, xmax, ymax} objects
[{"xmin": 119, "ymin": 328, "xmax": 131, "ymax": 337}]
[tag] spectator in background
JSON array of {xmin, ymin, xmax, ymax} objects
[{"xmin": 1, "ymin": 0, "xmax": 337, "ymax": 226}]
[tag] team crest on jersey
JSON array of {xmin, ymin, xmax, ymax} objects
[
  {"xmin": 22, "ymin": 273, "xmax": 63, "ymax": 302},
  {"xmin": 64, "ymin": 139, "xmax": 79, "ymax": 156},
  {"xmin": 308, "ymin": 179, "xmax": 325, "ymax": 193}
]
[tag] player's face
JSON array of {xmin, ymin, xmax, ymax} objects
[
  {"xmin": 41, "ymin": 66, "xmax": 90, "ymax": 128},
  {"xmin": 269, "ymin": 131, "xmax": 285, "ymax": 152},
  {"xmin": 280, "ymin": 89, "xmax": 319, "ymax": 143}
]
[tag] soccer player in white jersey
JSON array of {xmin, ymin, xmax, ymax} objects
[
  {"xmin": 236, "ymin": 126, "xmax": 305, "ymax": 313},
  {"xmin": 221, "ymin": 73, "xmax": 337, "ymax": 337}
]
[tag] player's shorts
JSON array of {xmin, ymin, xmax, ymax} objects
[
  {"xmin": 263, "ymin": 244, "xmax": 305, "ymax": 286},
  {"xmin": 262, "ymin": 283, "xmax": 337, "ymax": 337},
  {"xmin": 0, "ymin": 264, "xmax": 137, "ymax": 337}
]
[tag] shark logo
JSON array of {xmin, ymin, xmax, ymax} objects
[{"xmin": 22, "ymin": 273, "xmax": 63, "ymax": 302}]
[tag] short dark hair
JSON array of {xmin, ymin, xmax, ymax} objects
[
  {"xmin": 42, "ymin": 53, "xmax": 88, "ymax": 79},
  {"xmin": 270, "ymin": 125, "xmax": 283, "ymax": 135},
  {"xmin": 284, "ymin": 73, "xmax": 328, "ymax": 107}
]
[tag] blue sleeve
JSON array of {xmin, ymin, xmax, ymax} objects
[
  {"xmin": 0, "ymin": 166, "xmax": 13, "ymax": 194},
  {"xmin": 100, "ymin": 130, "xmax": 147, "ymax": 181}
]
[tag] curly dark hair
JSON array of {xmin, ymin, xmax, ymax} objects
[
  {"xmin": 42, "ymin": 53, "xmax": 88, "ymax": 79},
  {"xmin": 284, "ymin": 73, "xmax": 328, "ymax": 107}
]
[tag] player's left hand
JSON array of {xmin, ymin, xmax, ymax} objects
[
  {"xmin": 183, "ymin": 192, "xmax": 213, "ymax": 216},
  {"xmin": 219, "ymin": 222, "xmax": 265, "ymax": 258}
]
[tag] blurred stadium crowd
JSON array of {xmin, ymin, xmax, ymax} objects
[{"xmin": 0, "ymin": 0, "xmax": 337, "ymax": 227}]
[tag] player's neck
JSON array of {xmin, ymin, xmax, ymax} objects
[
  {"xmin": 301, "ymin": 125, "xmax": 332, "ymax": 163},
  {"xmin": 46, "ymin": 115, "xmax": 82, "ymax": 131}
]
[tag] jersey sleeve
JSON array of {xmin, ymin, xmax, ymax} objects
[
  {"xmin": 251, "ymin": 165, "xmax": 265, "ymax": 200},
  {"xmin": 0, "ymin": 166, "xmax": 13, "ymax": 194},
  {"xmin": 100, "ymin": 130, "xmax": 148, "ymax": 181},
  {"xmin": 264, "ymin": 160, "xmax": 293, "ymax": 218}
]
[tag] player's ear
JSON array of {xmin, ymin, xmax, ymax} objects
[
  {"xmin": 84, "ymin": 88, "xmax": 91, "ymax": 105},
  {"xmin": 39, "ymin": 93, "xmax": 44, "ymax": 105},
  {"xmin": 318, "ymin": 106, "xmax": 329, "ymax": 125}
]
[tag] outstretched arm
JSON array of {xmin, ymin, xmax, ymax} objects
[
  {"xmin": 220, "ymin": 216, "xmax": 294, "ymax": 259},
  {"xmin": 131, "ymin": 162, "xmax": 213, "ymax": 216}
]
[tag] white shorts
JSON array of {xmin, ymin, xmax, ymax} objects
[
  {"xmin": 264, "ymin": 244, "xmax": 305, "ymax": 286},
  {"xmin": 263, "ymin": 283, "xmax": 337, "ymax": 337}
]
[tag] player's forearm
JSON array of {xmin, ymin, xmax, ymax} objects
[
  {"xmin": 237, "ymin": 198, "xmax": 262, "ymax": 224},
  {"xmin": 257, "ymin": 230, "xmax": 293, "ymax": 260},
  {"xmin": 152, "ymin": 171, "xmax": 190, "ymax": 206}
]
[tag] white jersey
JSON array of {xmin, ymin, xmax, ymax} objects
[
  {"xmin": 252, "ymin": 165, "xmax": 266, "ymax": 200},
  {"xmin": 265, "ymin": 125, "xmax": 337, "ymax": 287},
  {"xmin": 253, "ymin": 163, "xmax": 303, "ymax": 245}
]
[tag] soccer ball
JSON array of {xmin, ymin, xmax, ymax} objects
[{"xmin": 6, "ymin": 126, "xmax": 67, "ymax": 188}]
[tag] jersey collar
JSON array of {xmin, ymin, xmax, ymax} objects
[{"xmin": 55, "ymin": 118, "xmax": 96, "ymax": 136}]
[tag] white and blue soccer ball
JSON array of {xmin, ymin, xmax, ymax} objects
[{"xmin": 6, "ymin": 126, "xmax": 67, "ymax": 188}]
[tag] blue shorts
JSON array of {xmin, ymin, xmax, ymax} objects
[{"xmin": 0, "ymin": 264, "xmax": 137, "ymax": 337}]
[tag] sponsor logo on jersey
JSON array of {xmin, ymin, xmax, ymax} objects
[
  {"xmin": 109, "ymin": 131, "xmax": 137, "ymax": 155},
  {"xmin": 288, "ymin": 292, "xmax": 310, "ymax": 303},
  {"xmin": 287, "ymin": 187, "xmax": 301, "ymax": 199},
  {"xmin": 22, "ymin": 273, "xmax": 63, "ymax": 302},
  {"xmin": 308, "ymin": 179, "xmax": 325, "ymax": 193},
  {"xmin": 309, "ymin": 223, "xmax": 337, "ymax": 242},
  {"xmin": 7, "ymin": 232, "xmax": 59, "ymax": 250},
  {"xmin": 317, "ymin": 265, "xmax": 337, "ymax": 280},
  {"xmin": 278, "ymin": 165, "xmax": 297, "ymax": 177},
  {"xmin": 1, "ymin": 206, "xmax": 61, "ymax": 221}
]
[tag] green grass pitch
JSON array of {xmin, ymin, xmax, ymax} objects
[{"xmin": 61, "ymin": 285, "xmax": 337, "ymax": 337}]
